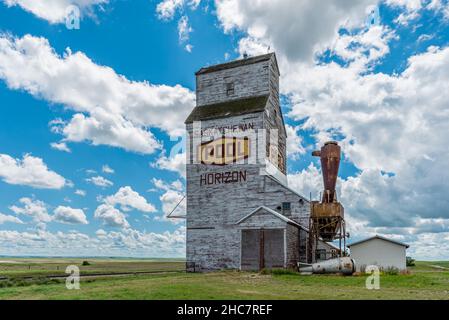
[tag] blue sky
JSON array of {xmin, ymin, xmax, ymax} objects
[{"xmin": 0, "ymin": 0, "xmax": 449, "ymax": 259}]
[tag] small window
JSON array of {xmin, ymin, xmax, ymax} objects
[
  {"xmin": 226, "ymin": 82, "xmax": 235, "ymax": 96},
  {"xmin": 282, "ymin": 202, "xmax": 291, "ymax": 215},
  {"xmin": 282, "ymin": 202, "xmax": 291, "ymax": 211},
  {"xmin": 316, "ymin": 249, "xmax": 327, "ymax": 261}
]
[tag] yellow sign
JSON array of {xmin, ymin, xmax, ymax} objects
[{"xmin": 199, "ymin": 136, "xmax": 250, "ymax": 165}]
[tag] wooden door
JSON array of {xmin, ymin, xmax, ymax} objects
[{"xmin": 241, "ymin": 229, "xmax": 284, "ymax": 270}]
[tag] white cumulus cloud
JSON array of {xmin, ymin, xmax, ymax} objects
[
  {"xmin": 287, "ymin": 46, "xmax": 449, "ymax": 229},
  {"xmin": 9, "ymin": 197, "xmax": 52, "ymax": 224},
  {"xmin": 102, "ymin": 164, "xmax": 114, "ymax": 174},
  {"xmin": 86, "ymin": 175, "xmax": 113, "ymax": 188},
  {"xmin": 156, "ymin": 0, "xmax": 184, "ymax": 20},
  {"xmin": 0, "ymin": 227, "xmax": 186, "ymax": 257},
  {"xmin": 0, "ymin": 153, "xmax": 66, "ymax": 189},
  {"xmin": 0, "ymin": 212, "xmax": 23, "ymax": 225},
  {"xmin": 178, "ymin": 15, "xmax": 193, "ymax": 42},
  {"xmin": 215, "ymin": 0, "xmax": 377, "ymax": 62},
  {"xmin": 286, "ymin": 125, "xmax": 306, "ymax": 160},
  {"xmin": 104, "ymin": 186, "xmax": 157, "ymax": 213},
  {"xmin": 3, "ymin": 0, "xmax": 108, "ymax": 24},
  {"xmin": 50, "ymin": 141, "xmax": 71, "ymax": 153},
  {"xmin": 94, "ymin": 204, "xmax": 129, "ymax": 228},
  {"xmin": 152, "ymin": 152, "xmax": 186, "ymax": 178},
  {"xmin": 0, "ymin": 34, "xmax": 195, "ymax": 154},
  {"xmin": 152, "ymin": 178, "xmax": 186, "ymax": 223},
  {"xmin": 75, "ymin": 189, "xmax": 86, "ymax": 196},
  {"xmin": 53, "ymin": 206, "xmax": 88, "ymax": 225},
  {"xmin": 156, "ymin": 0, "xmax": 201, "ymax": 20}
]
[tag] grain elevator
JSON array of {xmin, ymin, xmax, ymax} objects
[{"xmin": 184, "ymin": 53, "xmax": 341, "ymax": 271}]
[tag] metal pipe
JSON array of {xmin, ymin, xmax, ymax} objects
[{"xmin": 298, "ymin": 257, "xmax": 355, "ymax": 275}]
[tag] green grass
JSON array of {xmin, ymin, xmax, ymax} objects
[
  {"xmin": 0, "ymin": 259, "xmax": 449, "ymax": 300},
  {"xmin": 0, "ymin": 258, "xmax": 184, "ymax": 277}
]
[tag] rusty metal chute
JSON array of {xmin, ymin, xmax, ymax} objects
[
  {"xmin": 308, "ymin": 141, "xmax": 347, "ymax": 263},
  {"xmin": 310, "ymin": 202, "xmax": 344, "ymax": 241}
]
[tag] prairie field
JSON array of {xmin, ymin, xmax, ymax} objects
[{"xmin": 0, "ymin": 258, "xmax": 448, "ymax": 300}]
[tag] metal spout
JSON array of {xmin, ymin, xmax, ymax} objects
[{"xmin": 312, "ymin": 141, "xmax": 341, "ymax": 203}]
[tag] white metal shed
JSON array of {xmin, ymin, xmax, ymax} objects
[{"xmin": 347, "ymin": 235, "xmax": 409, "ymax": 272}]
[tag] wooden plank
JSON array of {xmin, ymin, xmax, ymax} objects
[
  {"xmin": 263, "ymin": 229, "xmax": 284, "ymax": 269},
  {"xmin": 241, "ymin": 229, "xmax": 260, "ymax": 271}
]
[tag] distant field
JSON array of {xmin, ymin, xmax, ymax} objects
[
  {"xmin": 0, "ymin": 257, "xmax": 184, "ymax": 278},
  {"xmin": 1, "ymin": 258, "xmax": 449, "ymax": 300}
]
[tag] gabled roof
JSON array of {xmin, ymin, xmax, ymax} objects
[
  {"xmin": 185, "ymin": 95, "xmax": 269, "ymax": 124},
  {"xmin": 195, "ymin": 53, "xmax": 279, "ymax": 76},
  {"xmin": 235, "ymin": 206, "xmax": 300, "ymax": 228},
  {"xmin": 347, "ymin": 235, "xmax": 409, "ymax": 248},
  {"xmin": 265, "ymin": 174, "xmax": 308, "ymax": 203}
]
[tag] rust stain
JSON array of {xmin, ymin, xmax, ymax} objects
[{"xmin": 312, "ymin": 141, "xmax": 341, "ymax": 203}]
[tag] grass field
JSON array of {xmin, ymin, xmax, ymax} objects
[
  {"xmin": 0, "ymin": 257, "xmax": 184, "ymax": 277},
  {"xmin": 1, "ymin": 258, "xmax": 449, "ymax": 300}
]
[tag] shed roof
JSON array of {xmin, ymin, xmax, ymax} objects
[
  {"xmin": 195, "ymin": 53, "xmax": 279, "ymax": 76},
  {"xmin": 347, "ymin": 235, "xmax": 409, "ymax": 248},
  {"xmin": 235, "ymin": 206, "xmax": 301, "ymax": 228},
  {"xmin": 185, "ymin": 94, "xmax": 268, "ymax": 124},
  {"xmin": 266, "ymin": 174, "xmax": 308, "ymax": 203}
]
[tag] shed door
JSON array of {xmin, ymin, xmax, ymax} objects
[
  {"xmin": 263, "ymin": 229, "xmax": 284, "ymax": 268},
  {"xmin": 241, "ymin": 229, "xmax": 284, "ymax": 271},
  {"xmin": 241, "ymin": 229, "xmax": 260, "ymax": 271}
]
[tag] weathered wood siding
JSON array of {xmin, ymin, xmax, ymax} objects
[
  {"xmin": 186, "ymin": 54, "xmax": 310, "ymax": 271},
  {"xmin": 196, "ymin": 60, "xmax": 271, "ymax": 106},
  {"xmin": 241, "ymin": 229, "xmax": 261, "ymax": 271},
  {"xmin": 263, "ymin": 229, "xmax": 285, "ymax": 268},
  {"xmin": 286, "ymin": 224, "xmax": 300, "ymax": 268},
  {"xmin": 264, "ymin": 55, "xmax": 287, "ymax": 174},
  {"xmin": 298, "ymin": 228, "xmax": 309, "ymax": 263}
]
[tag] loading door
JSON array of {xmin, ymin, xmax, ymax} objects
[{"xmin": 241, "ymin": 229, "xmax": 285, "ymax": 271}]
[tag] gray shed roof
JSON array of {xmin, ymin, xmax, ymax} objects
[
  {"xmin": 347, "ymin": 235, "xmax": 409, "ymax": 248},
  {"xmin": 235, "ymin": 206, "xmax": 301, "ymax": 228},
  {"xmin": 185, "ymin": 94, "xmax": 269, "ymax": 124},
  {"xmin": 195, "ymin": 53, "xmax": 279, "ymax": 76}
]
